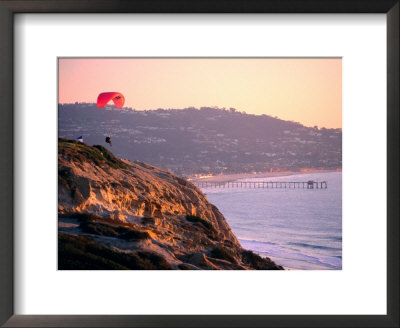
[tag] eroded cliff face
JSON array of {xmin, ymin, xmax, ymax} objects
[{"xmin": 58, "ymin": 138, "xmax": 283, "ymax": 270}]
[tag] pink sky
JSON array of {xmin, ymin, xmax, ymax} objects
[{"xmin": 58, "ymin": 58, "xmax": 342, "ymax": 129}]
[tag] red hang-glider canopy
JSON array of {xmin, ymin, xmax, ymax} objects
[{"xmin": 97, "ymin": 92, "xmax": 125, "ymax": 108}]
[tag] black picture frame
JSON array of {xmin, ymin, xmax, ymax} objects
[{"xmin": 0, "ymin": 1, "xmax": 398, "ymax": 327}]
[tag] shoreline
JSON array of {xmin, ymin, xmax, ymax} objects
[{"xmin": 190, "ymin": 169, "xmax": 338, "ymax": 184}]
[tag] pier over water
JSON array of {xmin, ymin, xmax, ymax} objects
[{"xmin": 194, "ymin": 180, "xmax": 328, "ymax": 189}]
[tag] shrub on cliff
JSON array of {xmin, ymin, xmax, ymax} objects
[
  {"xmin": 92, "ymin": 145, "xmax": 128, "ymax": 169},
  {"xmin": 58, "ymin": 233, "xmax": 172, "ymax": 270},
  {"xmin": 58, "ymin": 138, "xmax": 128, "ymax": 169},
  {"xmin": 186, "ymin": 215, "xmax": 213, "ymax": 230},
  {"xmin": 69, "ymin": 212, "xmax": 104, "ymax": 223},
  {"xmin": 120, "ymin": 230, "xmax": 151, "ymax": 241},
  {"xmin": 80, "ymin": 222, "xmax": 120, "ymax": 237},
  {"xmin": 141, "ymin": 217, "xmax": 155, "ymax": 225},
  {"xmin": 241, "ymin": 250, "xmax": 283, "ymax": 270},
  {"xmin": 210, "ymin": 246, "xmax": 236, "ymax": 263},
  {"xmin": 80, "ymin": 221, "xmax": 150, "ymax": 241}
]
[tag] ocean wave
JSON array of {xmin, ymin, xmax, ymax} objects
[
  {"xmin": 287, "ymin": 242, "xmax": 341, "ymax": 252},
  {"xmin": 239, "ymin": 238, "xmax": 341, "ymax": 270},
  {"xmin": 329, "ymin": 236, "xmax": 342, "ymax": 242},
  {"xmin": 238, "ymin": 237, "xmax": 277, "ymax": 246}
]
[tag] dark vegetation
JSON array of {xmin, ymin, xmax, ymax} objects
[
  {"xmin": 58, "ymin": 138, "xmax": 128, "ymax": 169},
  {"xmin": 141, "ymin": 217, "xmax": 156, "ymax": 225},
  {"xmin": 186, "ymin": 215, "xmax": 213, "ymax": 230},
  {"xmin": 80, "ymin": 221, "xmax": 150, "ymax": 241},
  {"xmin": 178, "ymin": 264, "xmax": 193, "ymax": 270},
  {"xmin": 92, "ymin": 144, "xmax": 127, "ymax": 169},
  {"xmin": 58, "ymin": 233, "xmax": 172, "ymax": 270},
  {"xmin": 63, "ymin": 212, "xmax": 150, "ymax": 241},
  {"xmin": 64, "ymin": 212, "xmax": 104, "ymax": 223},
  {"xmin": 241, "ymin": 250, "xmax": 283, "ymax": 270},
  {"xmin": 210, "ymin": 246, "xmax": 237, "ymax": 263}
]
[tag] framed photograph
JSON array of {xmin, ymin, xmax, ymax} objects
[
  {"xmin": 1, "ymin": 1, "xmax": 398, "ymax": 327},
  {"xmin": 57, "ymin": 57, "xmax": 341, "ymax": 272}
]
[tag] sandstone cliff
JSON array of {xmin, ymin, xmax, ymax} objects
[{"xmin": 58, "ymin": 138, "xmax": 283, "ymax": 270}]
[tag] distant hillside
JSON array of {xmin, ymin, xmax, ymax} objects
[
  {"xmin": 58, "ymin": 138, "xmax": 283, "ymax": 270},
  {"xmin": 58, "ymin": 104, "xmax": 342, "ymax": 176}
]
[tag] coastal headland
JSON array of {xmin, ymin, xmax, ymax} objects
[{"xmin": 58, "ymin": 138, "xmax": 283, "ymax": 270}]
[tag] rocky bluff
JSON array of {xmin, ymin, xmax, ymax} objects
[{"xmin": 58, "ymin": 138, "xmax": 283, "ymax": 270}]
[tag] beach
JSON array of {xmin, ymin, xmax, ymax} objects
[{"xmin": 190, "ymin": 170, "xmax": 337, "ymax": 184}]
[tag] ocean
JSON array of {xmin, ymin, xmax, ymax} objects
[{"xmin": 202, "ymin": 172, "xmax": 342, "ymax": 270}]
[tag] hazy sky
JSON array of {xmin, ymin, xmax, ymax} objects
[{"xmin": 58, "ymin": 58, "xmax": 342, "ymax": 129}]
